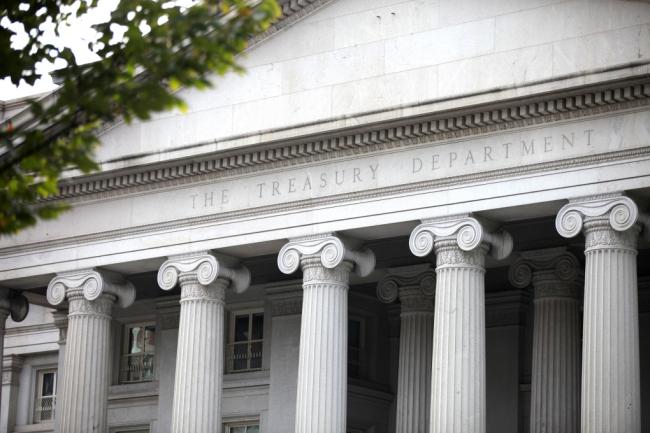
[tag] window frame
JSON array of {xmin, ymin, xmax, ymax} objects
[
  {"xmin": 223, "ymin": 418, "xmax": 260, "ymax": 433},
  {"xmin": 227, "ymin": 308, "xmax": 264, "ymax": 373},
  {"xmin": 119, "ymin": 321, "xmax": 157, "ymax": 384},
  {"xmin": 347, "ymin": 315, "xmax": 366, "ymax": 379},
  {"xmin": 33, "ymin": 367, "xmax": 57, "ymax": 424}
]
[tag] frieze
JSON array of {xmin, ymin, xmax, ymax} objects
[{"xmin": 49, "ymin": 81, "xmax": 650, "ymax": 204}]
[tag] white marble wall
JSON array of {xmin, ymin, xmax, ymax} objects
[{"xmin": 95, "ymin": 0, "xmax": 650, "ymax": 165}]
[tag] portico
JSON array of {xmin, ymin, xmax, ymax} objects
[{"xmin": 2, "ymin": 1, "xmax": 650, "ymax": 431}]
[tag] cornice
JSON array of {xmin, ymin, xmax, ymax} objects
[{"xmin": 48, "ymin": 79, "xmax": 650, "ymax": 203}]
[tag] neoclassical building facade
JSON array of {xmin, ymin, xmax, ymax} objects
[{"xmin": 1, "ymin": 1, "xmax": 650, "ymax": 433}]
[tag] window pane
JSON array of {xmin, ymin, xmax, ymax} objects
[
  {"xmin": 250, "ymin": 341, "xmax": 263, "ymax": 369},
  {"xmin": 42, "ymin": 372, "xmax": 55, "ymax": 396},
  {"xmin": 348, "ymin": 319, "xmax": 361, "ymax": 348},
  {"xmin": 252, "ymin": 313, "xmax": 264, "ymax": 340},
  {"xmin": 234, "ymin": 315, "xmax": 249, "ymax": 342},
  {"xmin": 247, "ymin": 426, "xmax": 260, "ymax": 433},
  {"xmin": 129, "ymin": 326, "xmax": 144, "ymax": 354},
  {"xmin": 144, "ymin": 326, "xmax": 156, "ymax": 353},
  {"xmin": 231, "ymin": 427, "xmax": 246, "ymax": 433},
  {"xmin": 233, "ymin": 343, "xmax": 248, "ymax": 371}
]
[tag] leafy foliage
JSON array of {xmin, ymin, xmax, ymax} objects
[{"xmin": 0, "ymin": 0, "xmax": 280, "ymax": 234}]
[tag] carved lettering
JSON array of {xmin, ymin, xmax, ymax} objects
[
  {"xmin": 413, "ymin": 157, "xmax": 423, "ymax": 173},
  {"xmin": 188, "ymin": 124, "xmax": 609, "ymax": 213}
]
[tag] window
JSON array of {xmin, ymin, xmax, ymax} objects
[
  {"xmin": 120, "ymin": 323, "xmax": 156, "ymax": 383},
  {"xmin": 227, "ymin": 310, "xmax": 264, "ymax": 373},
  {"xmin": 224, "ymin": 421, "xmax": 260, "ymax": 433},
  {"xmin": 348, "ymin": 317, "xmax": 365, "ymax": 378},
  {"xmin": 34, "ymin": 368, "xmax": 56, "ymax": 423}
]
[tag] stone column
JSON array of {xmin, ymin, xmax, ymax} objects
[
  {"xmin": 377, "ymin": 265, "xmax": 436, "ymax": 433},
  {"xmin": 0, "ymin": 288, "xmax": 29, "ymax": 407},
  {"xmin": 267, "ymin": 285, "xmax": 303, "ymax": 433},
  {"xmin": 556, "ymin": 194, "xmax": 647, "ymax": 433},
  {"xmin": 47, "ymin": 269, "xmax": 135, "ymax": 433},
  {"xmin": 509, "ymin": 248, "xmax": 582, "ymax": 433},
  {"xmin": 1, "ymin": 355, "xmax": 23, "ymax": 433},
  {"xmin": 278, "ymin": 233, "xmax": 375, "ymax": 433},
  {"xmin": 409, "ymin": 215, "xmax": 512, "ymax": 433},
  {"xmin": 51, "ymin": 310, "xmax": 68, "ymax": 433},
  {"xmin": 157, "ymin": 252, "xmax": 250, "ymax": 433}
]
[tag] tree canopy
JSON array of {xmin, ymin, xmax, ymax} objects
[{"xmin": 0, "ymin": 0, "xmax": 280, "ymax": 235}]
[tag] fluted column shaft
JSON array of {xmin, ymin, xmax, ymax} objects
[
  {"xmin": 530, "ymin": 277, "xmax": 581, "ymax": 433},
  {"xmin": 171, "ymin": 274, "xmax": 227, "ymax": 433},
  {"xmin": 555, "ymin": 195, "xmax": 644, "ymax": 433},
  {"xmin": 295, "ymin": 256, "xmax": 351, "ymax": 433},
  {"xmin": 58, "ymin": 290, "xmax": 114, "ymax": 433},
  {"xmin": 396, "ymin": 290, "xmax": 434, "ymax": 433},
  {"xmin": 430, "ymin": 238, "xmax": 487, "ymax": 433},
  {"xmin": 581, "ymin": 217, "xmax": 640, "ymax": 433}
]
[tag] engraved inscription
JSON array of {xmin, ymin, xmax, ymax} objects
[{"xmin": 180, "ymin": 110, "xmax": 648, "ymax": 216}]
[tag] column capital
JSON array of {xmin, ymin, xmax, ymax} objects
[
  {"xmin": 277, "ymin": 233, "xmax": 375, "ymax": 277},
  {"xmin": 555, "ymin": 193, "xmax": 648, "ymax": 238},
  {"xmin": 0, "ymin": 288, "xmax": 29, "ymax": 322},
  {"xmin": 47, "ymin": 269, "xmax": 135, "ymax": 309},
  {"xmin": 376, "ymin": 264, "xmax": 435, "ymax": 310},
  {"xmin": 409, "ymin": 214, "xmax": 513, "ymax": 260},
  {"xmin": 157, "ymin": 251, "xmax": 250, "ymax": 293},
  {"xmin": 509, "ymin": 248, "xmax": 581, "ymax": 298}
]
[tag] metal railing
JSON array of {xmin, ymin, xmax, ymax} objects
[
  {"xmin": 120, "ymin": 353, "xmax": 155, "ymax": 383},
  {"xmin": 226, "ymin": 340, "xmax": 263, "ymax": 373},
  {"xmin": 34, "ymin": 395, "xmax": 55, "ymax": 423}
]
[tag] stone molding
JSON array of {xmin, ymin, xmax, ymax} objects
[
  {"xmin": 46, "ymin": 269, "xmax": 135, "ymax": 309},
  {"xmin": 0, "ymin": 288, "xmax": 29, "ymax": 322},
  {"xmin": 409, "ymin": 214, "xmax": 513, "ymax": 260},
  {"xmin": 376, "ymin": 264, "xmax": 435, "ymax": 311},
  {"xmin": 52, "ymin": 310, "xmax": 69, "ymax": 344},
  {"xmin": 157, "ymin": 251, "xmax": 251, "ymax": 293},
  {"xmin": 277, "ymin": 233, "xmax": 375, "ymax": 277},
  {"xmin": 2, "ymin": 355, "xmax": 23, "ymax": 386},
  {"xmin": 270, "ymin": 296, "xmax": 302, "ymax": 316},
  {"xmin": 50, "ymin": 80, "xmax": 650, "ymax": 204},
  {"xmin": 509, "ymin": 248, "xmax": 581, "ymax": 298}
]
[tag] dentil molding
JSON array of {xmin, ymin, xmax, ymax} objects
[{"xmin": 52, "ymin": 80, "xmax": 650, "ymax": 204}]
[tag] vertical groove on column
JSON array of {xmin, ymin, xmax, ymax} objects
[
  {"xmin": 581, "ymin": 219, "xmax": 641, "ymax": 433},
  {"xmin": 295, "ymin": 258, "xmax": 349, "ymax": 433},
  {"xmin": 529, "ymin": 282, "xmax": 580, "ymax": 433},
  {"xmin": 171, "ymin": 276, "xmax": 225, "ymax": 433},
  {"xmin": 430, "ymin": 240, "xmax": 486, "ymax": 433},
  {"xmin": 395, "ymin": 301, "xmax": 434, "ymax": 433},
  {"xmin": 58, "ymin": 293, "xmax": 113, "ymax": 433}
]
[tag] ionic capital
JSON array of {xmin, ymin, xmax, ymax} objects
[
  {"xmin": 409, "ymin": 215, "xmax": 513, "ymax": 260},
  {"xmin": 157, "ymin": 251, "xmax": 250, "ymax": 293},
  {"xmin": 376, "ymin": 264, "xmax": 435, "ymax": 306},
  {"xmin": 0, "ymin": 288, "xmax": 29, "ymax": 322},
  {"xmin": 555, "ymin": 194, "xmax": 645, "ymax": 238},
  {"xmin": 509, "ymin": 248, "xmax": 581, "ymax": 298},
  {"xmin": 47, "ymin": 269, "xmax": 135, "ymax": 309},
  {"xmin": 277, "ymin": 233, "xmax": 375, "ymax": 277}
]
